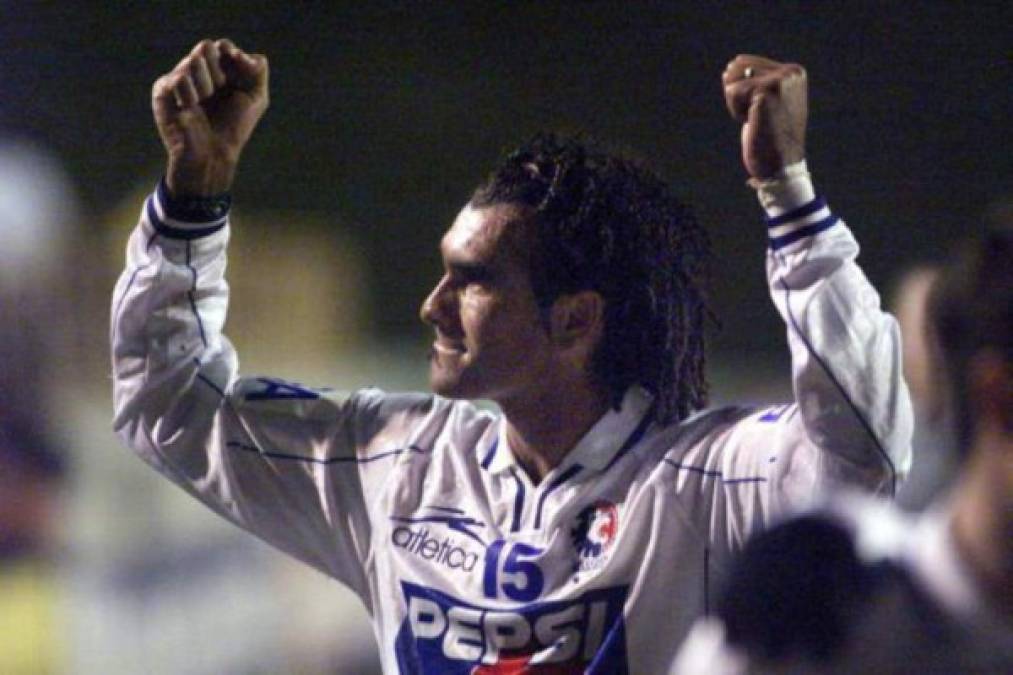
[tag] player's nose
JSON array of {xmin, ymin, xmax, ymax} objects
[{"xmin": 420, "ymin": 274, "xmax": 454, "ymax": 328}]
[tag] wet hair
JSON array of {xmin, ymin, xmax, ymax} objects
[
  {"xmin": 927, "ymin": 206, "xmax": 1013, "ymax": 451},
  {"xmin": 471, "ymin": 132, "xmax": 713, "ymax": 423}
]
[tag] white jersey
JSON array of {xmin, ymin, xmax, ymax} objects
[{"xmin": 111, "ymin": 168, "xmax": 911, "ymax": 674}]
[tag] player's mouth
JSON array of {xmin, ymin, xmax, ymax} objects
[{"xmin": 431, "ymin": 340, "xmax": 465, "ymax": 357}]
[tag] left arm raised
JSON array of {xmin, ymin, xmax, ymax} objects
[
  {"xmin": 725, "ymin": 54, "xmax": 911, "ymax": 502},
  {"xmin": 680, "ymin": 56, "xmax": 912, "ymax": 556}
]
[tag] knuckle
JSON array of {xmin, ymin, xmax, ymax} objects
[
  {"xmin": 155, "ymin": 79, "xmax": 178, "ymax": 101},
  {"xmin": 784, "ymin": 63, "xmax": 806, "ymax": 79},
  {"xmin": 192, "ymin": 39, "xmax": 212, "ymax": 56},
  {"xmin": 174, "ymin": 56, "xmax": 195, "ymax": 77}
]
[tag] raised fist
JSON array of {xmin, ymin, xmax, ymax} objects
[
  {"xmin": 722, "ymin": 55, "xmax": 807, "ymax": 180},
  {"xmin": 152, "ymin": 39, "xmax": 269, "ymax": 196}
]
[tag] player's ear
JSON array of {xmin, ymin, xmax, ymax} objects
[{"xmin": 548, "ymin": 290, "xmax": 605, "ymax": 356}]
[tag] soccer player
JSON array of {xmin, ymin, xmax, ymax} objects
[
  {"xmin": 672, "ymin": 221, "xmax": 1013, "ymax": 673},
  {"xmin": 111, "ymin": 41, "xmax": 911, "ymax": 673}
]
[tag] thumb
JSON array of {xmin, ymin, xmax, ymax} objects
[
  {"xmin": 742, "ymin": 91, "xmax": 778, "ymax": 178},
  {"xmin": 746, "ymin": 89, "xmax": 767, "ymax": 133}
]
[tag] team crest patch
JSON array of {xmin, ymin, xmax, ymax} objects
[{"xmin": 571, "ymin": 501, "xmax": 618, "ymax": 572}]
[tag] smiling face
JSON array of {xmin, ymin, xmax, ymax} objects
[{"xmin": 419, "ymin": 202, "xmax": 556, "ymax": 404}]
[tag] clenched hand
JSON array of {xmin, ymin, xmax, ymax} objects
[
  {"xmin": 152, "ymin": 38, "xmax": 269, "ymax": 197},
  {"xmin": 723, "ymin": 55, "xmax": 807, "ymax": 180}
]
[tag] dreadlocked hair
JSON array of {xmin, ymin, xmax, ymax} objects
[{"xmin": 471, "ymin": 132, "xmax": 713, "ymax": 424}]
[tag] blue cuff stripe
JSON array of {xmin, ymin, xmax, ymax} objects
[
  {"xmin": 765, "ymin": 196, "xmax": 828, "ymax": 227},
  {"xmin": 146, "ymin": 197, "xmax": 226, "ymax": 240},
  {"xmin": 769, "ymin": 214, "xmax": 839, "ymax": 250}
]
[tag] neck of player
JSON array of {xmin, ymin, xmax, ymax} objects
[{"xmin": 500, "ymin": 377, "xmax": 611, "ymax": 485}]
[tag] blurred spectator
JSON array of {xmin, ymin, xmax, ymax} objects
[
  {"xmin": 0, "ymin": 138, "xmax": 76, "ymax": 674},
  {"xmin": 892, "ymin": 265, "xmax": 957, "ymax": 510},
  {"xmin": 0, "ymin": 136, "xmax": 380, "ymax": 674},
  {"xmin": 0, "ymin": 422, "xmax": 64, "ymax": 674}
]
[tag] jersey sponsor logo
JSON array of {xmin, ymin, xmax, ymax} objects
[
  {"xmin": 391, "ymin": 508, "xmax": 487, "ymax": 546},
  {"xmin": 390, "ymin": 508, "xmax": 488, "ymax": 575},
  {"xmin": 392, "ymin": 525, "xmax": 480, "ymax": 572},
  {"xmin": 394, "ymin": 582, "xmax": 629, "ymax": 674},
  {"xmin": 571, "ymin": 501, "xmax": 618, "ymax": 573}
]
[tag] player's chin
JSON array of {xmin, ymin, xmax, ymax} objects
[
  {"xmin": 428, "ymin": 365, "xmax": 482, "ymax": 400},
  {"xmin": 428, "ymin": 348, "xmax": 472, "ymax": 395},
  {"xmin": 428, "ymin": 364, "xmax": 463, "ymax": 398}
]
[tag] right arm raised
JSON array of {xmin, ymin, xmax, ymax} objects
[
  {"xmin": 152, "ymin": 38, "xmax": 268, "ymax": 197},
  {"xmin": 111, "ymin": 41, "xmax": 438, "ymax": 603}
]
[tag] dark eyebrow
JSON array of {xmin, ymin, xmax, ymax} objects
[{"xmin": 446, "ymin": 260, "xmax": 494, "ymax": 282}]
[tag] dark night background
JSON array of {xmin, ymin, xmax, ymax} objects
[{"xmin": 3, "ymin": 1, "xmax": 1010, "ymax": 361}]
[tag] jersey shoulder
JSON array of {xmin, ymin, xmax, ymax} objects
[{"xmin": 633, "ymin": 404, "xmax": 758, "ymax": 479}]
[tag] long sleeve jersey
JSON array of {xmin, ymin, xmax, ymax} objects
[{"xmin": 111, "ymin": 166, "xmax": 911, "ymax": 674}]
